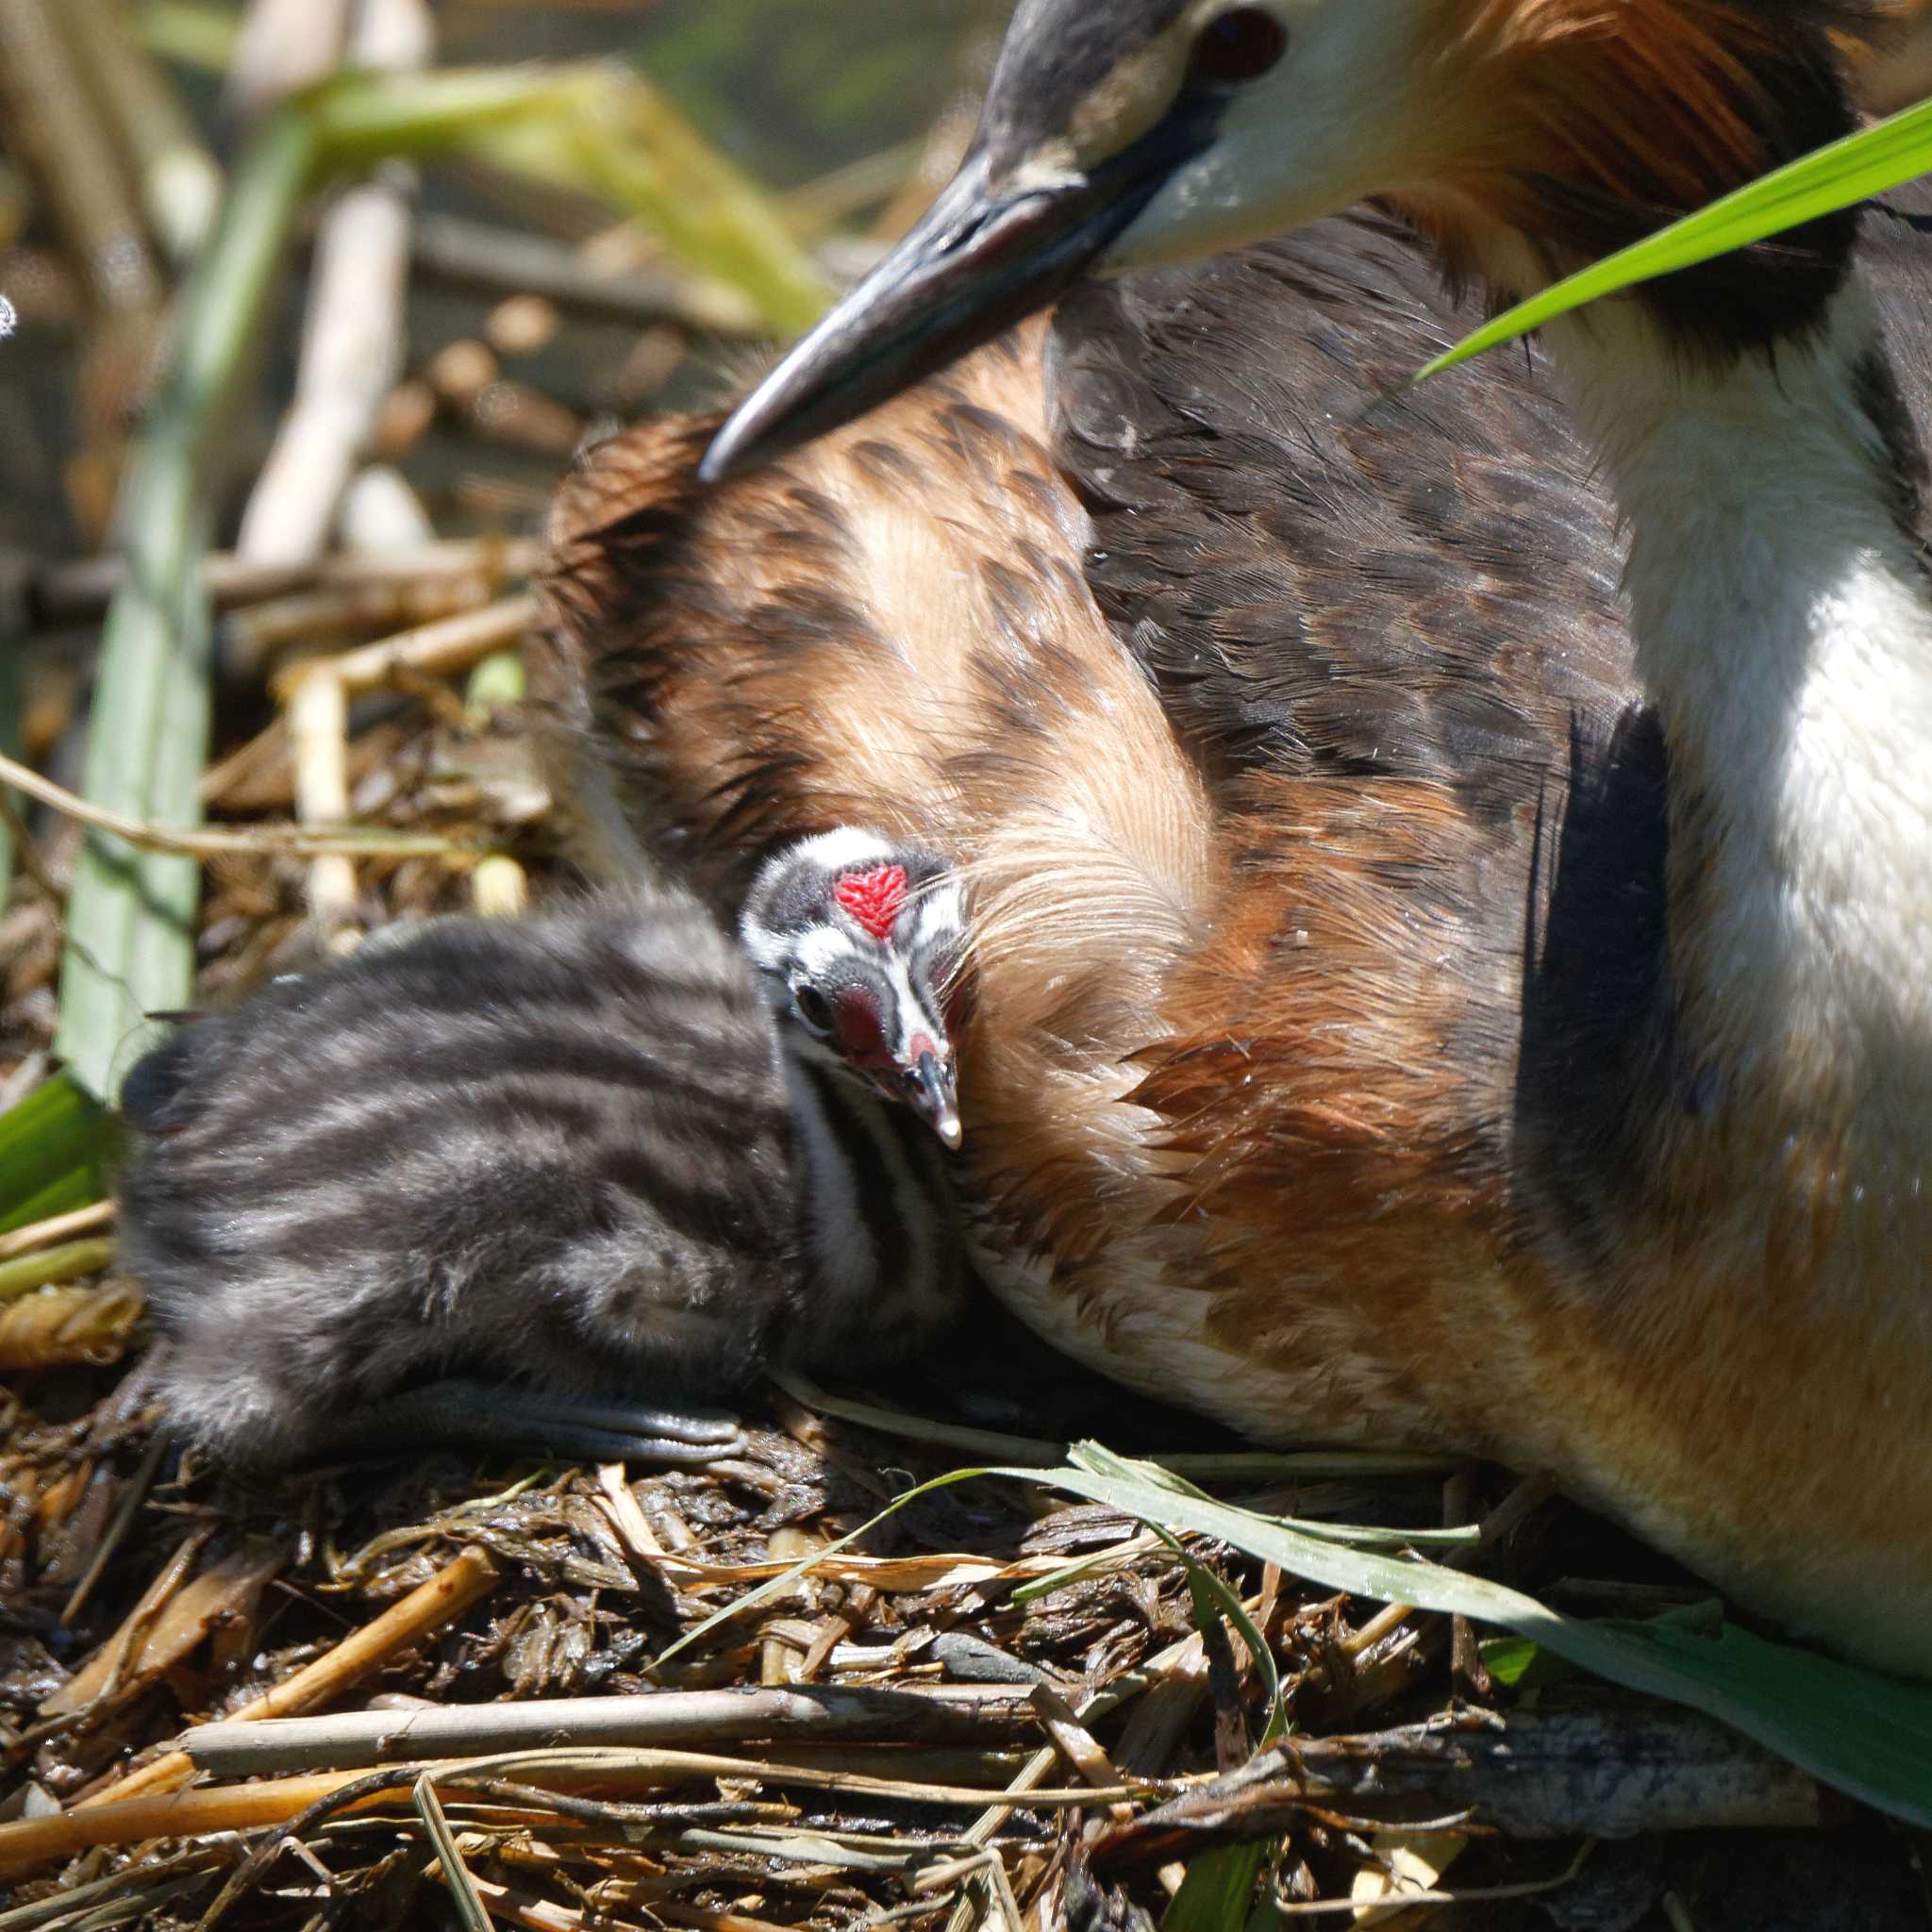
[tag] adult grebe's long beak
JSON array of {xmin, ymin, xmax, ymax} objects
[{"xmin": 700, "ymin": 134, "xmax": 1187, "ymax": 484}]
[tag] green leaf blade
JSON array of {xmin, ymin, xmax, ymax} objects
[
  {"xmin": 1418, "ymin": 97, "xmax": 1932, "ymax": 382},
  {"xmin": 0, "ymin": 1073, "xmax": 113, "ymax": 1232},
  {"xmin": 992, "ymin": 1446, "xmax": 1932, "ymax": 1829},
  {"xmin": 54, "ymin": 109, "xmax": 316, "ymax": 1104}
]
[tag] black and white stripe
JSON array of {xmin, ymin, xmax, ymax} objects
[
  {"xmin": 787, "ymin": 1055, "xmax": 968, "ymax": 1358},
  {"xmin": 120, "ymin": 878, "xmax": 968, "ymax": 1471}
]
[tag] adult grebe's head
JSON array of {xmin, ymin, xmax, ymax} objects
[{"xmin": 703, "ymin": 0, "xmax": 1863, "ymax": 480}]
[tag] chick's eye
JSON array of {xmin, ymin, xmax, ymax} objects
[
  {"xmin": 1190, "ymin": 7, "xmax": 1288, "ymax": 85},
  {"xmin": 793, "ymin": 986, "xmax": 833, "ymax": 1031}
]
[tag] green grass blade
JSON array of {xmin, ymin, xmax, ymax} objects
[
  {"xmin": 0, "ymin": 1168, "xmax": 107, "ymax": 1234},
  {"xmin": 1012, "ymin": 1445, "xmax": 1932, "ymax": 1829},
  {"xmin": 0, "ymin": 1238, "xmax": 117, "ymax": 1303},
  {"xmin": 308, "ymin": 64, "xmax": 833, "ymax": 335},
  {"xmin": 1164, "ymin": 1842, "xmax": 1270, "ymax": 1932},
  {"xmin": 305, "ymin": 63, "xmax": 600, "ymax": 168},
  {"xmin": 1418, "ymin": 95, "xmax": 1932, "ymax": 381},
  {"xmin": 543, "ymin": 66, "xmax": 833, "ymax": 335},
  {"xmin": 54, "ymin": 108, "xmax": 317, "ymax": 1103},
  {"xmin": 1478, "ymin": 1634, "xmax": 1574, "ymax": 1692},
  {"xmin": 0, "ymin": 1073, "xmax": 112, "ymax": 1232},
  {"xmin": 1155, "ymin": 1524, "xmax": 1287, "ymax": 1747}
]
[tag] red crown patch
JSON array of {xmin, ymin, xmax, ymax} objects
[{"xmin": 835, "ymin": 863, "xmax": 908, "ymax": 941}]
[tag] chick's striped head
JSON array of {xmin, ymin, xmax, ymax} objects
[{"xmin": 740, "ymin": 829, "xmax": 967, "ymax": 1148}]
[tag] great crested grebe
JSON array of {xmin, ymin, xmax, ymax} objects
[
  {"xmin": 119, "ymin": 835, "xmax": 969, "ymax": 1469},
  {"xmin": 538, "ymin": 0, "xmax": 1932, "ymax": 1670}
]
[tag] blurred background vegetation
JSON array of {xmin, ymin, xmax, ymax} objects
[
  {"xmin": 0, "ymin": 0, "xmax": 1015, "ymax": 1122},
  {"xmin": 1, "ymin": 0, "xmax": 1011, "ymax": 563}
]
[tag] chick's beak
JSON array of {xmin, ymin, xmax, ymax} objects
[
  {"xmin": 908, "ymin": 1050, "xmax": 964, "ymax": 1151},
  {"xmin": 701, "ymin": 137, "xmax": 1182, "ymax": 483}
]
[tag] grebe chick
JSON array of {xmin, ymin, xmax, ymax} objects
[{"xmin": 118, "ymin": 833, "xmax": 969, "ymax": 1472}]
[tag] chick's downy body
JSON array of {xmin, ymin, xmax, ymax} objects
[{"xmin": 121, "ymin": 856, "xmax": 968, "ymax": 1471}]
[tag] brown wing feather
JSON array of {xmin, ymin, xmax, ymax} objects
[
  {"xmin": 1050, "ymin": 208, "xmax": 1638, "ymax": 797},
  {"xmin": 532, "ymin": 213, "xmax": 1651, "ymax": 1444}
]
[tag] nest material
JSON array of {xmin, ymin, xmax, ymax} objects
[
  {"xmin": 0, "ymin": 1354, "xmax": 1923, "ymax": 1928},
  {"xmin": 5, "ymin": 7, "xmax": 1930, "ymax": 1892}
]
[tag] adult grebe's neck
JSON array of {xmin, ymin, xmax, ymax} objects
[
  {"xmin": 1437, "ymin": 195, "xmax": 1916, "ymax": 1321},
  {"xmin": 1477, "ymin": 222, "xmax": 1932, "ymax": 1292},
  {"xmin": 1382, "ymin": 0, "xmax": 1932, "ymax": 1196}
]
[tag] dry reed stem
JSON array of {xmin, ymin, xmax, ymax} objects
[
  {"xmin": 0, "ymin": 1200, "xmax": 116, "ymax": 1263},
  {"xmin": 224, "ymin": 0, "xmax": 351, "ymax": 124},
  {"xmin": 1027, "ymin": 1684, "xmax": 1135, "ymax": 1824},
  {"xmin": 186, "ymin": 1683, "xmax": 1043, "ymax": 1775},
  {"xmin": 0, "ymin": 747, "xmax": 483, "ymax": 859},
  {"xmin": 1341, "ymin": 1600, "xmax": 1414, "ymax": 1659},
  {"xmin": 270, "ymin": 595, "xmax": 539, "ymax": 705},
  {"xmin": 233, "ymin": 0, "xmax": 433, "ymax": 941},
  {"xmin": 0, "ymin": 1769, "xmax": 383, "ymax": 1878},
  {"xmin": 232, "ymin": 0, "xmax": 430, "ymax": 580},
  {"xmin": 26, "ymin": 536, "xmax": 543, "ymax": 627},
  {"xmin": 760, "ymin": 1528, "xmax": 823, "ymax": 1687},
  {"xmin": 221, "ymin": 572, "xmax": 501, "ymax": 665},
  {"xmin": 592, "ymin": 1465, "xmax": 665, "ymax": 1560},
  {"xmin": 470, "ymin": 853, "xmax": 530, "ymax": 918},
  {"xmin": 287, "ymin": 670, "xmax": 358, "ymax": 941},
  {"xmin": 79, "ymin": 1543, "xmax": 503, "ymax": 1807}
]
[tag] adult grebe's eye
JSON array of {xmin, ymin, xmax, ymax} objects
[
  {"xmin": 794, "ymin": 986, "xmax": 833, "ymax": 1031},
  {"xmin": 1190, "ymin": 7, "xmax": 1289, "ymax": 86}
]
